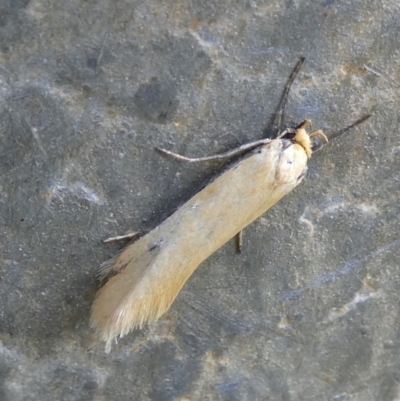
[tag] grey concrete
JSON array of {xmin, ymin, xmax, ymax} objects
[{"xmin": 1, "ymin": 0, "xmax": 399, "ymax": 400}]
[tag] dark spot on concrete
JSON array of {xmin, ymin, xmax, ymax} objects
[
  {"xmin": 87, "ymin": 58, "xmax": 98, "ymax": 70},
  {"xmin": 134, "ymin": 82, "xmax": 179, "ymax": 124}
]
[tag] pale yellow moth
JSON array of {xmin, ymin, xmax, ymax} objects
[{"xmin": 90, "ymin": 59, "xmax": 370, "ymax": 352}]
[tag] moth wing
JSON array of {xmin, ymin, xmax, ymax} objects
[{"xmin": 91, "ymin": 140, "xmax": 308, "ymax": 351}]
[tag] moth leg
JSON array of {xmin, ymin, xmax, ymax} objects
[
  {"xmin": 103, "ymin": 231, "xmax": 140, "ymax": 243},
  {"xmin": 156, "ymin": 138, "xmax": 272, "ymax": 163},
  {"xmin": 236, "ymin": 230, "xmax": 243, "ymax": 253},
  {"xmin": 309, "ymin": 129, "xmax": 328, "ymax": 143}
]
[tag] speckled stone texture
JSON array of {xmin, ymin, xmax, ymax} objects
[{"xmin": 1, "ymin": 0, "xmax": 400, "ymax": 400}]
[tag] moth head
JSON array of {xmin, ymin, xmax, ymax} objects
[{"xmin": 293, "ymin": 120, "xmax": 328, "ymax": 158}]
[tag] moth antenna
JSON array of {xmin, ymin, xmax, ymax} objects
[
  {"xmin": 329, "ymin": 114, "xmax": 371, "ymax": 141},
  {"xmin": 312, "ymin": 114, "xmax": 371, "ymax": 153},
  {"xmin": 267, "ymin": 57, "xmax": 306, "ymax": 135},
  {"xmin": 296, "ymin": 119, "xmax": 312, "ymax": 130},
  {"xmin": 158, "ymin": 57, "xmax": 307, "ymax": 163}
]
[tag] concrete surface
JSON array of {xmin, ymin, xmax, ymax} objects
[{"xmin": 1, "ymin": 0, "xmax": 400, "ymax": 400}]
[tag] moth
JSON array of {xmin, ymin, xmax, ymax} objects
[{"xmin": 90, "ymin": 58, "xmax": 370, "ymax": 351}]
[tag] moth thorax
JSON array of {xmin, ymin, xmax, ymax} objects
[{"xmin": 293, "ymin": 128, "xmax": 312, "ymax": 158}]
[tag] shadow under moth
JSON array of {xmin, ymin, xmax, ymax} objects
[{"xmin": 90, "ymin": 58, "xmax": 370, "ymax": 352}]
